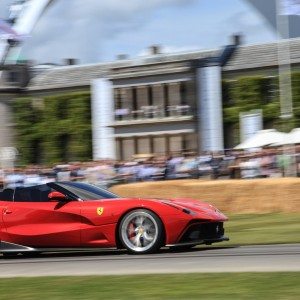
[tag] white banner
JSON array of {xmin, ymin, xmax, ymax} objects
[
  {"xmin": 240, "ymin": 110, "xmax": 263, "ymax": 143},
  {"xmin": 0, "ymin": 147, "xmax": 18, "ymax": 161},
  {"xmin": 281, "ymin": 0, "xmax": 300, "ymax": 15}
]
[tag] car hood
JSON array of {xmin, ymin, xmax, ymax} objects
[{"xmin": 156, "ymin": 197, "xmax": 228, "ymax": 221}]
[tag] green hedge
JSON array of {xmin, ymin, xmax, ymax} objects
[
  {"xmin": 223, "ymin": 72, "xmax": 300, "ymax": 146},
  {"xmin": 13, "ymin": 91, "xmax": 92, "ymax": 164}
]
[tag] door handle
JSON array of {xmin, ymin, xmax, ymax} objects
[{"xmin": 3, "ymin": 208, "xmax": 12, "ymax": 215}]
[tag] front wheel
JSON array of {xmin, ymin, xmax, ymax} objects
[{"xmin": 119, "ymin": 209, "xmax": 164, "ymax": 254}]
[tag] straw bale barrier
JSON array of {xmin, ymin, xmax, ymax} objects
[{"xmin": 110, "ymin": 178, "xmax": 300, "ymax": 213}]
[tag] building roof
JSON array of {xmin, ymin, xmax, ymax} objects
[
  {"xmin": 27, "ymin": 49, "xmax": 217, "ymax": 91},
  {"xmin": 27, "ymin": 38, "xmax": 300, "ymax": 91},
  {"xmin": 27, "ymin": 62, "xmax": 111, "ymax": 91},
  {"xmin": 224, "ymin": 37, "xmax": 300, "ymax": 71}
]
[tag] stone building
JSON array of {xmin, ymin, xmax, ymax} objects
[
  {"xmin": 0, "ymin": 63, "xmax": 30, "ymax": 149},
  {"xmin": 1, "ymin": 37, "xmax": 300, "ymax": 161}
]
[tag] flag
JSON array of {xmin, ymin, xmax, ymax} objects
[
  {"xmin": 0, "ymin": 19, "xmax": 26, "ymax": 42},
  {"xmin": 0, "ymin": 19, "xmax": 19, "ymax": 39},
  {"xmin": 281, "ymin": 0, "xmax": 300, "ymax": 15}
]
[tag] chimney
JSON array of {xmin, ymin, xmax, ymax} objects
[
  {"xmin": 116, "ymin": 54, "xmax": 129, "ymax": 60},
  {"xmin": 149, "ymin": 45, "xmax": 161, "ymax": 55},
  {"xmin": 64, "ymin": 58, "xmax": 78, "ymax": 66},
  {"xmin": 232, "ymin": 34, "xmax": 242, "ymax": 46}
]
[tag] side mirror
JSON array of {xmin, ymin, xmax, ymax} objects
[{"xmin": 48, "ymin": 191, "xmax": 68, "ymax": 202}]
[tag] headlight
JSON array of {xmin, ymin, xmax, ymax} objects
[
  {"xmin": 163, "ymin": 201, "xmax": 197, "ymax": 216},
  {"xmin": 182, "ymin": 208, "xmax": 197, "ymax": 216}
]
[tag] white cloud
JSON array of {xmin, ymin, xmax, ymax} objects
[
  {"xmin": 0, "ymin": 0, "xmax": 13, "ymax": 19},
  {"xmin": 218, "ymin": 9, "xmax": 276, "ymax": 45},
  {"xmin": 19, "ymin": 0, "xmax": 196, "ymax": 63},
  {"xmin": 1, "ymin": 0, "xmax": 277, "ymax": 64}
]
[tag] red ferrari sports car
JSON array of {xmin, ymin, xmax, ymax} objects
[{"xmin": 0, "ymin": 182, "xmax": 228, "ymax": 255}]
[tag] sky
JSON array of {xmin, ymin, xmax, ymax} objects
[{"xmin": 0, "ymin": 0, "xmax": 277, "ymax": 64}]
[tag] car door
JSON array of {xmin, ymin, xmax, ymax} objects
[
  {"xmin": 0, "ymin": 200, "xmax": 6, "ymax": 237},
  {"xmin": 0, "ymin": 188, "xmax": 14, "ymax": 242},
  {"xmin": 80, "ymin": 199, "xmax": 120, "ymax": 248},
  {"xmin": 0, "ymin": 200, "xmax": 8, "ymax": 241},
  {"xmin": 1, "ymin": 185, "xmax": 82, "ymax": 248}
]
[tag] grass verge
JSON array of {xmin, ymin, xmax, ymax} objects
[
  {"xmin": 225, "ymin": 213, "xmax": 300, "ymax": 246},
  {"xmin": 0, "ymin": 273, "xmax": 299, "ymax": 300}
]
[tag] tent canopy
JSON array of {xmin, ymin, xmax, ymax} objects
[
  {"xmin": 272, "ymin": 128, "xmax": 300, "ymax": 146},
  {"xmin": 234, "ymin": 129, "xmax": 288, "ymax": 149}
]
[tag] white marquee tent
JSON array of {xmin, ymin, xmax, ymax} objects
[
  {"xmin": 234, "ymin": 129, "xmax": 288, "ymax": 149},
  {"xmin": 272, "ymin": 128, "xmax": 300, "ymax": 146}
]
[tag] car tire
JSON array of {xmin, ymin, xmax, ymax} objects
[{"xmin": 119, "ymin": 209, "xmax": 164, "ymax": 254}]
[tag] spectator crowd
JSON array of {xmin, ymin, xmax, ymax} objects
[{"xmin": 0, "ymin": 147, "xmax": 300, "ymax": 190}]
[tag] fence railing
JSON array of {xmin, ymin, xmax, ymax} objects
[{"xmin": 115, "ymin": 105, "xmax": 192, "ymax": 121}]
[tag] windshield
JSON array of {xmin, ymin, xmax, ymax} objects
[{"xmin": 50, "ymin": 182, "xmax": 120, "ymax": 200}]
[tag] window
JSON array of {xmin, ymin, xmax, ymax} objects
[
  {"xmin": 180, "ymin": 82, "xmax": 187, "ymax": 105},
  {"xmin": 14, "ymin": 185, "xmax": 53, "ymax": 202},
  {"xmin": 153, "ymin": 137, "xmax": 166, "ymax": 155},
  {"xmin": 115, "ymin": 89, "xmax": 122, "ymax": 120},
  {"xmin": 148, "ymin": 86, "xmax": 153, "ymax": 106},
  {"xmin": 122, "ymin": 138, "xmax": 135, "ymax": 160},
  {"xmin": 0, "ymin": 189, "xmax": 14, "ymax": 201},
  {"xmin": 8, "ymin": 71, "xmax": 19, "ymax": 83},
  {"xmin": 163, "ymin": 84, "xmax": 169, "ymax": 116},
  {"xmin": 169, "ymin": 136, "xmax": 183, "ymax": 154},
  {"xmin": 54, "ymin": 182, "xmax": 119, "ymax": 200},
  {"xmin": 137, "ymin": 137, "xmax": 151, "ymax": 154}
]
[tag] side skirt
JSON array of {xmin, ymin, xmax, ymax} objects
[
  {"xmin": 0, "ymin": 241, "xmax": 36, "ymax": 253},
  {"xmin": 166, "ymin": 236, "xmax": 229, "ymax": 248},
  {"xmin": 0, "ymin": 241, "xmax": 118, "ymax": 253}
]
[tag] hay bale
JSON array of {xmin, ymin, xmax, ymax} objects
[{"xmin": 110, "ymin": 178, "xmax": 300, "ymax": 214}]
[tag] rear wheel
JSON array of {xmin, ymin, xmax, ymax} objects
[{"xmin": 119, "ymin": 209, "xmax": 164, "ymax": 254}]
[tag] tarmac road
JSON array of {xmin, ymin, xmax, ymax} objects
[{"xmin": 0, "ymin": 244, "xmax": 299, "ymax": 277}]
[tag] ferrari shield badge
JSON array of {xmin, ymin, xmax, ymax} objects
[{"xmin": 97, "ymin": 207, "xmax": 104, "ymax": 215}]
